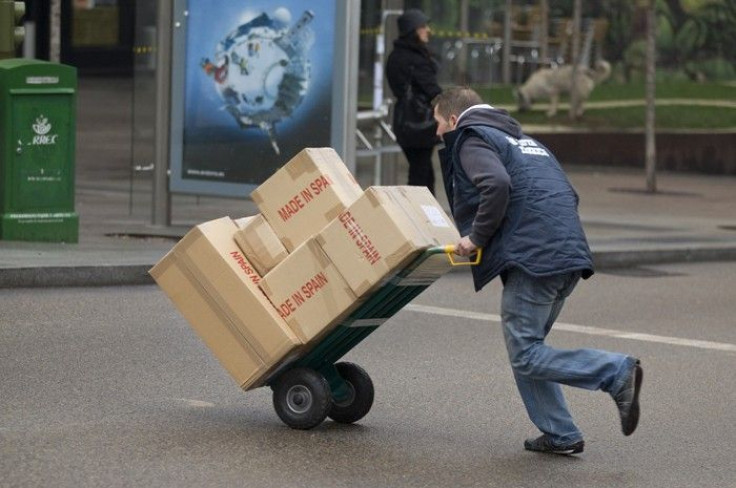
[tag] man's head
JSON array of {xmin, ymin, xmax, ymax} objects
[{"xmin": 432, "ymin": 86, "xmax": 484, "ymax": 138}]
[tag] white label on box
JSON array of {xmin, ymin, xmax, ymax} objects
[{"xmin": 421, "ymin": 205, "xmax": 450, "ymax": 228}]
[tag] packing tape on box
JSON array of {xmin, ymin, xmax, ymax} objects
[
  {"xmin": 365, "ymin": 188, "xmax": 382, "ymax": 209},
  {"xmin": 311, "ymin": 239, "xmax": 331, "ymax": 268},
  {"xmin": 281, "ymin": 235, "xmax": 297, "ymax": 252},
  {"xmin": 286, "ymin": 149, "xmax": 316, "ymax": 179},
  {"xmin": 251, "ymin": 191, "xmax": 265, "ymax": 206},
  {"xmin": 325, "ymin": 202, "xmax": 347, "ymax": 222},
  {"xmin": 258, "ymin": 279, "xmax": 273, "ymax": 298},
  {"xmin": 355, "ymin": 278, "xmax": 372, "ymax": 296},
  {"xmin": 233, "ymin": 234, "xmax": 262, "ymax": 274}
]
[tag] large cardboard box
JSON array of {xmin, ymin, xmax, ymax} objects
[
  {"xmin": 251, "ymin": 148, "xmax": 363, "ymax": 251},
  {"xmin": 316, "ymin": 186, "xmax": 461, "ymax": 297},
  {"xmin": 234, "ymin": 214, "xmax": 288, "ymax": 275},
  {"xmin": 149, "ymin": 217, "xmax": 301, "ymax": 391},
  {"xmin": 259, "ymin": 238, "xmax": 360, "ymax": 345},
  {"xmin": 380, "ymin": 186, "xmax": 463, "ymax": 285}
]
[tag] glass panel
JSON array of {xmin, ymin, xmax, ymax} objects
[
  {"xmin": 130, "ymin": 0, "xmax": 156, "ymax": 221},
  {"xmin": 72, "ymin": 0, "xmax": 120, "ymax": 48}
]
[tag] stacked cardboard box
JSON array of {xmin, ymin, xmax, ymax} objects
[
  {"xmin": 258, "ymin": 238, "xmax": 361, "ymax": 345},
  {"xmin": 151, "ymin": 147, "xmax": 461, "ymax": 390},
  {"xmin": 251, "ymin": 147, "xmax": 363, "ymax": 252},
  {"xmin": 149, "ymin": 217, "xmax": 301, "ymax": 391},
  {"xmin": 252, "ymin": 147, "xmax": 366, "ymax": 345},
  {"xmin": 316, "ymin": 185, "xmax": 460, "ymax": 298},
  {"xmin": 234, "ymin": 215, "xmax": 288, "ymax": 276}
]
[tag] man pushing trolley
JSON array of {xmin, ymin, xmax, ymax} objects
[{"xmin": 432, "ymin": 86, "xmax": 643, "ymax": 455}]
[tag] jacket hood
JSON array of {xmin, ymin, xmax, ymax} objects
[{"xmin": 444, "ymin": 106, "xmax": 523, "ymax": 147}]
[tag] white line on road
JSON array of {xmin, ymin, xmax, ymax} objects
[
  {"xmin": 404, "ymin": 304, "xmax": 736, "ymax": 353},
  {"xmin": 174, "ymin": 398, "xmax": 216, "ymax": 408}
]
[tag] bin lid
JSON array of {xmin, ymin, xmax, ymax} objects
[{"xmin": 0, "ymin": 59, "xmax": 76, "ymax": 90}]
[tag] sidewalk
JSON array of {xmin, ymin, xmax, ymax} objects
[{"xmin": 1, "ymin": 77, "xmax": 736, "ymax": 288}]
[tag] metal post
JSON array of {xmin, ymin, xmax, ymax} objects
[
  {"xmin": 374, "ymin": 8, "xmax": 403, "ymax": 112},
  {"xmin": 153, "ymin": 0, "xmax": 172, "ymax": 226},
  {"xmin": 344, "ymin": 0, "xmax": 360, "ymax": 172},
  {"xmin": 372, "ymin": 8, "xmax": 402, "ymax": 185},
  {"xmin": 22, "ymin": 20, "xmax": 35, "ymax": 58},
  {"xmin": 49, "ymin": 0, "xmax": 60, "ymax": 62}
]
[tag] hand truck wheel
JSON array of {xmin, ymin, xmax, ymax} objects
[
  {"xmin": 272, "ymin": 367, "xmax": 332, "ymax": 430},
  {"xmin": 328, "ymin": 362, "xmax": 374, "ymax": 424}
]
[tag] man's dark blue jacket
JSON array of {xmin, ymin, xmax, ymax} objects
[{"xmin": 438, "ymin": 105, "xmax": 594, "ymax": 291}]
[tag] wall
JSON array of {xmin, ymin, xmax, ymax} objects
[{"xmin": 532, "ymin": 131, "xmax": 736, "ymax": 175}]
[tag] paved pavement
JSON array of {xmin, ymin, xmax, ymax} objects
[{"xmin": 1, "ymin": 76, "xmax": 736, "ymax": 288}]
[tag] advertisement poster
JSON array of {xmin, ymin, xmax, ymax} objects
[{"xmin": 174, "ymin": 0, "xmax": 338, "ymax": 195}]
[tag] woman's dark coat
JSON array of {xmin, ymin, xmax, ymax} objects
[{"xmin": 386, "ymin": 37, "xmax": 442, "ymax": 148}]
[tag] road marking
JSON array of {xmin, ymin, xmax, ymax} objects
[
  {"xmin": 404, "ymin": 304, "xmax": 736, "ymax": 353},
  {"xmin": 175, "ymin": 398, "xmax": 216, "ymax": 408}
]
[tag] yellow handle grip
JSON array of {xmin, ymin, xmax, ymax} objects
[{"xmin": 443, "ymin": 244, "xmax": 482, "ymax": 266}]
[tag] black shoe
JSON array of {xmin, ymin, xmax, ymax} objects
[
  {"xmin": 613, "ymin": 359, "xmax": 643, "ymax": 436},
  {"xmin": 524, "ymin": 435, "xmax": 585, "ymax": 455}
]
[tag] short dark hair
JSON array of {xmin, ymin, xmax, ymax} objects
[{"xmin": 432, "ymin": 86, "xmax": 484, "ymax": 120}]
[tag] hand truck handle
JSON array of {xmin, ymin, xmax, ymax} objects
[{"xmin": 441, "ymin": 244, "xmax": 482, "ymax": 266}]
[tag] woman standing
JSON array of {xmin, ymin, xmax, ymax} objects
[{"xmin": 386, "ymin": 9, "xmax": 442, "ymax": 195}]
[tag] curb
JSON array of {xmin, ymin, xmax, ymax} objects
[
  {"xmin": 2, "ymin": 247, "xmax": 736, "ymax": 289},
  {"xmin": 592, "ymin": 246, "xmax": 736, "ymax": 269},
  {"xmin": 0, "ymin": 265, "xmax": 153, "ymax": 289}
]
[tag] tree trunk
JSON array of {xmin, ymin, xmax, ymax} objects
[
  {"xmin": 458, "ymin": 0, "xmax": 469, "ymax": 84},
  {"xmin": 539, "ymin": 0, "xmax": 549, "ymax": 65},
  {"xmin": 645, "ymin": 0, "xmax": 657, "ymax": 192},
  {"xmin": 502, "ymin": 0, "xmax": 512, "ymax": 84},
  {"xmin": 568, "ymin": 0, "xmax": 582, "ymax": 120}
]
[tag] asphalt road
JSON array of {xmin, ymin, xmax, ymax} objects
[{"xmin": 1, "ymin": 261, "xmax": 735, "ymax": 488}]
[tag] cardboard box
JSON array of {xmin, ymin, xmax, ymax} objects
[
  {"xmin": 149, "ymin": 217, "xmax": 301, "ymax": 391},
  {"xmin": 384, "ymin": 186, "xmax": 460, "ymax": 245},
  {"xmin": 251, "ymin": 148, "xmax": 363, "ymax": 251},
  {"xmin": 316, "ymin": 186, "xmax": 461, "ymax": 297},
  {"xmin": 259, "ymin": 238, "xmax": 360, "ymax": 344},
  {"xmin": 234, "ymin": 215, "xmax": 288, "ymax": 275},
  {"xmin": 379, "ymin": 186, "xmax": 462, "ymax": 285}
]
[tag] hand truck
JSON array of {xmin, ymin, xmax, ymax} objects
[{"xmin": 263, "ymin": 245, "xmax": 480, "ymax": 429}]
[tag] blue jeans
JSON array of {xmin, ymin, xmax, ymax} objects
[{"xmin": 501, "ymin": 268, "xmax": 636, "ymax": 446}]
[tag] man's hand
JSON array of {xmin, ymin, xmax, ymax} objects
[{"xmin": 454, "ymin": 236, "xmax": 478, "ymax": 257}]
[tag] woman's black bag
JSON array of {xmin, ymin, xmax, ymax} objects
[{"xmin": 394, "ymin": 83, "xmax": 437, "ymax": 148}]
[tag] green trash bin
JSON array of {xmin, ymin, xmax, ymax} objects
[{"xmin": 0, "ymin": 58, "xmax": 79, "ymax": 243}]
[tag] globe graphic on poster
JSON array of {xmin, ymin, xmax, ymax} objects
[{"xmin": 201, "ymin": 8, "xmax": 314, "ymax": 154}]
